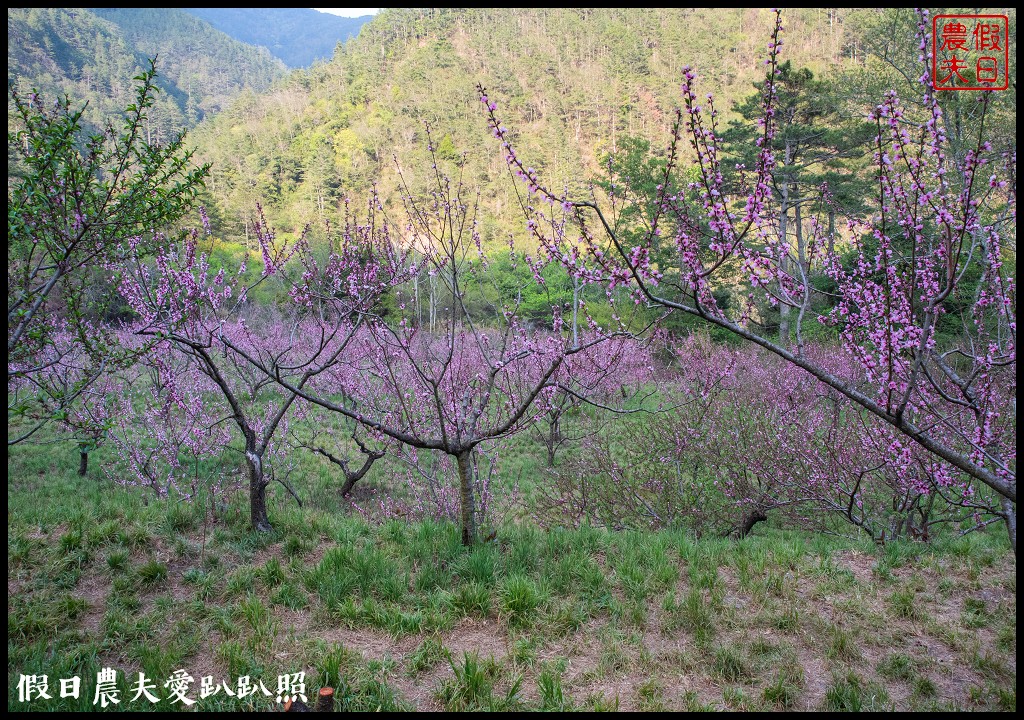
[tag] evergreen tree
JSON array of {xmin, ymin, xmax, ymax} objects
[{"xmin": 723, "ymin": 61, "xmax": 874, "ymax": 345}]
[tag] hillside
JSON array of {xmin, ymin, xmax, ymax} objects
[
  {"xmin": 183, "ymin": 8, "xmax": 373, "ymax": 68},
  {"xmin": 7, "ymin": 8, "xmax": 286, "ymax": 138},
  {"xmin": 192, "ymin": 6, "xmax": 1018, "ymax": 244},
  {"xmin": 188, "ymin": 7, "xmax": 875, "ymax": 237}
]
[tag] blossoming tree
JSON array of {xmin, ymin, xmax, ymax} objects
[
  {"xmin": 7, "ymin": 60, "xmax": 208, "ymax": 444},
  {"xmin": 117, "ymin": 204, "xmax": 411, "ymax": 531},
  {"xmin": 225, "ymin": 144, "xmax": 649, "ymax": 544},
  {"xmin": 481, "ymin": 9, "xmax": 1016, "ymax": 548}
]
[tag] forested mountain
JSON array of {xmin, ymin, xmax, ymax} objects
[
  {"xmin": 182, "ymin": 8, "xmax": 373, "ymax": 68},
  {"xmin": 187, "ymin": 8, "xmax": 880, "ymax": 238},
  {"xmin": 9, "ymin": 7, "xmax": 1015, "ymax": 249},
  {"xmin": 7, "ymin": 8, "xmax": 286, "ymax": 139},
  {"xmin": 189, "ymin": 7, "xmax": 1015, "ymax": 242}
]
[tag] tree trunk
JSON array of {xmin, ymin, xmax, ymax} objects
[
  {"xmin": 778, "ymin": 286, "xmax": 790, "ymax": 345},
  {"xmin": 340, "ymin": 475, "xmax": 359, "ymax": 497},
  {"xmin": 314, "ymin": 687, "xmax": 335, "ymax": 712},
  {"xmin": 246, "ymin": 450, "xmax": 273, "ymax": 532},
  {"xmin": 545, "ymin": 414, "xmax": 560, "ymax": 467},
  {"xmin": 778, "ymin": 157, "xmax": 791, "ymax": 348},
  {"xmin": 1002, "ymin": 496, "xmax": 1016, "ymax": 555},
  {"xmin": 310, "ymin": 443, "xmax": 382, "ymax": 498},
  {"xmin": 794, "ymin": 191, "xmax": 806, "ymax": 359},
  {"xmin": 827, "ymin": 208, "xmax": 836, "ymax": 256},
  {"xmin": 735, "ymin": 509, "xmax": 767, "ymax": 538},
  {"xmin": 571, "ymin": 276, "xmax": 580, "ymax": 347},
  {"xmin": 339, "ymin": 449, "xmax": 381, "ymax": 497},
  {"xmin": 413, "ymin": 273, "xmax": 420, "ymax": 327},
  {"xmin": 78, "ymin": 449, "xmax": 88, "ymax": 476},
  {"xmin": 429, "ymin": 275, "xmax": 437, "ymax": 333},
  {"xmin": 456, "ymin": 449, "xmax": 479, "ymax": 546}
]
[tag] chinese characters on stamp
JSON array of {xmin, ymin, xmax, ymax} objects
[{"xmin": 933, "ymin": 14, "xmax": 1009, "ymax": 90}]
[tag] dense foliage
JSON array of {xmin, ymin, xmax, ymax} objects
[{"xmin": 481, "ymin": 9, "xmax": 1016, "ymax": 544}]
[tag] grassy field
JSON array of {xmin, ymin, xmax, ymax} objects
[{"xmin": 7, "ymin": 439, "xmax": 1017, "ymax": 712}]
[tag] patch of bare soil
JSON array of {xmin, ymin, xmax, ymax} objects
[
  {"xmin": 971, "ymin": 585, "xmax": 1015, "ymax": 606},
  {"xmin": 796, "ymin": 653, "xmax": 829, "ymax": 711},
  {"xmin": 919, "ymin": 635, "xmax": 986, "ymax": 704},
  {"xmin": 577, "ymin": 675, "xmax": 645, "ymax": 711},
  {"xmin": 386, "ymin": 669, "xmax": 444, "ymax": 712},
  {"xmin": 442, "ymin": 617, "xmax": 508, "ymax": 661},
  {"xmin": 303, "ymin": 542, "xmax": 329, "ymax": 568},
  {"xmin": 316, "ymin": 624, "xmax": 416, "ymax": 660},
  {"xmin": 24, "ymin": 521, "xmax": 66, "ymax": 540},
  {"xmin": 539, "ymin": 627, "xmax": 644, "ymax": 710},
  {"xmin": 186, "ymin": 634, "xmax": 227, "ymax": 687},
  {"xmin": 75, "ymin": 571, "xmax": 108, "ymax": 635},
  {"xmin": 8, "ymin": 576, "xmax": 24, "ymax": 597},
  {"xmin": 275, "ymin": 607, "xmax": 314, "ymax": 636},
  {"xmin": 540, "ymin": 619, "xmax": 605, "ymax": 685},
  {"xmin": 300, "ymin": 617, "xmax": 509, "ymax": 710},
  {"xmin": 412, "ymin": 618, "xmax": 510, "ymax": 710},
  {"xmin": 833, "ymin": 549, "xmax": 876, "ymax": 585}
]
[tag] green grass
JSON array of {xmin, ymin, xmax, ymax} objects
[
  {"xmin": 888, "ymin": 587, "xmax": 921, "ymax": 621},
  {"xmin": 877, "ymin": 652, "xmax": 917, "ymax": 681},
  {"xmin": 763, "ymin": 660, "xmax": 805, "ymax": 709},
  {"xmin": 6, "ymin": 435, "xmax": 1016, "ymax": 712},
  {"xmin": 537, "ymin": 662, "xmax": 574, "ymax": 711},
  {"xmin": 408, "ymin": 635, "xmax": 450, "ymax": 675},
  {"xmin": 824, "ymin": 671, "xmax": 892, "ymax": 711},
  {"xmin": 825, "ymin": 623, "xmax": 860, "ymax": 662},
  {"xmin": 137, "ymin": 558, "xmax": 169, "ymax": 587},
  {"xmin": 436, "ymin": 652, "xmax": 524, "ymax": 711},
  {"xmin": 497, "ymin": 574, "xmax": 547, "ymax": 628},
  {"xmin": 713, "ymin": 645, "xmax": 751, "ymax": 682}
]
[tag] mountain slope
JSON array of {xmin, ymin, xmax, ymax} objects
[
  {"xmin": 182, "ymin": 8, "xmax": 373, "ymax": 68},
  {"xmin": 7, "ymin": 7, "xmax": 287, "ymax": 138},
  {"xmin": 92, "ymin": 8, "xmax": 287, "ymax": 122},
  {"xmin": 188, "ymin": 8, "xmax": 869, "ymax": 236}
]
